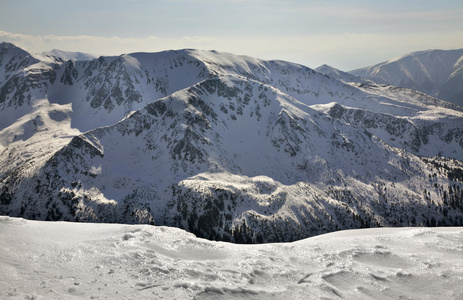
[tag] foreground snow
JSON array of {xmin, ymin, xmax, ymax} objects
[{"xmin": 1, "ymin": 217, "xmax": 462, "ymax": 299}]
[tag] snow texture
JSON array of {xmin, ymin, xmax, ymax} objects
[{"xmin": 1, "ymin": 217, "xmax": 462, "ymax": 299}]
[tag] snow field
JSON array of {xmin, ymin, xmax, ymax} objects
[{"xmin": 1, "ymin": 217, "xmax": 462, "ymax": 299}]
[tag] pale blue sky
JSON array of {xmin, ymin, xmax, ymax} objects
[{"xmin": 1, "ymin": 0, "xmax": 462, "ymax": 70}]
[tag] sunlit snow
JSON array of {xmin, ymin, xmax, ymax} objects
[{"xmin": 1, "ymin": 217, "xmax": 462, "ymax": 299}]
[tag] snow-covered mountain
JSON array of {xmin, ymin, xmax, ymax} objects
[
  {"xmin": 315, "ymin": 64, "xmax": 372, "ymax": 84},
  {"xmin": 43, "ymin": 49, "xmax": 97, "ymax": 62},
  {"xmin": 350, "ymin": 49, "xmax": 463, "ymax": 106},
  {"xmin": 1, "ymin": 42, "xmax": 462, "ymax": 243},
  {"xmin": 2, "ymin": 217, "xmax": 462, "ymax": 299}
]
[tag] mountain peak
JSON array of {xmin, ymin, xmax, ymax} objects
[
  {"xmin": 315, "ymin": 64, "xmax": 371, "ymax": 84},
  {"xmin": 0, "ymin": 41, "xmax": 25, "ymax": 50},
  {"xmin": 0, "ymin": 41, "xmax": 33, "ymax": 58},
  {"xmin": 43, "ymin": 49, "xmax": 97, "ymax": 62},
  {"xmin": 350, "ymin": 48, "xmax": 463, "ymax": 106}
]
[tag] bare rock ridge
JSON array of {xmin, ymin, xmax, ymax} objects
[{"xmin": 1, "ymin": 42, "xmax": 462, "ymax": 243}]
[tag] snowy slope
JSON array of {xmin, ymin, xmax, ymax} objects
[
  {"xmin": 316, "ymin": 64, "xmax": 372, "ymax": 84},
  {"xmin": 1, "ymin": 42, "xmax": 463, "ymax": 243},
  {"xmin": 1, "ymin": 217, "xmax": 462, "ymax": 300},
  {"xmin": 350, "ymin": 49, "xmax": 463, "ymax": 106},
  {"xmin": 43, "ymin": 49, "xmax": 97, "ymax": 62}
]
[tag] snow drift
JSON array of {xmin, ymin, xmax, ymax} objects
[{"xmin": 1, "ymin": 217, "xmax": 462, "ymax": 299}]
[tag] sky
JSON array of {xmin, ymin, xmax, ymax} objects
[{"xmin": 1, "ymin": 0, "xmax": 462, "ymax": 70}]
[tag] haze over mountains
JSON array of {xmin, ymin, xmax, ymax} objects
[{"xmin": 0, "ymin": 42, "xmax": 462, "ymax": 243}]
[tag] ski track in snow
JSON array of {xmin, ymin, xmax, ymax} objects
[{"xmin": 1, "ymin": 217, "xmax": 462, "ymax": 300}]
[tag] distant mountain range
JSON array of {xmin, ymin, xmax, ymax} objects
[
  {"xmin": 346, "ymin": 49, "xmax": 463, "ymax": 106},
  {"xmin": 1, "ymin": 42, "xmax": 462, "ymax": 243}
]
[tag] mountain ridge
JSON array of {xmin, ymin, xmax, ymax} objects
[
  {"xmin": 0, "ymin": 42, "xmax": 462, "ymax": 243},
  {"xmin": 43, "ymin": 49, "xmax": 98, "ymax": 62},
  {"xmin": 349, "ymin": 48, "xmax": 463, "ymax": 106}
]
